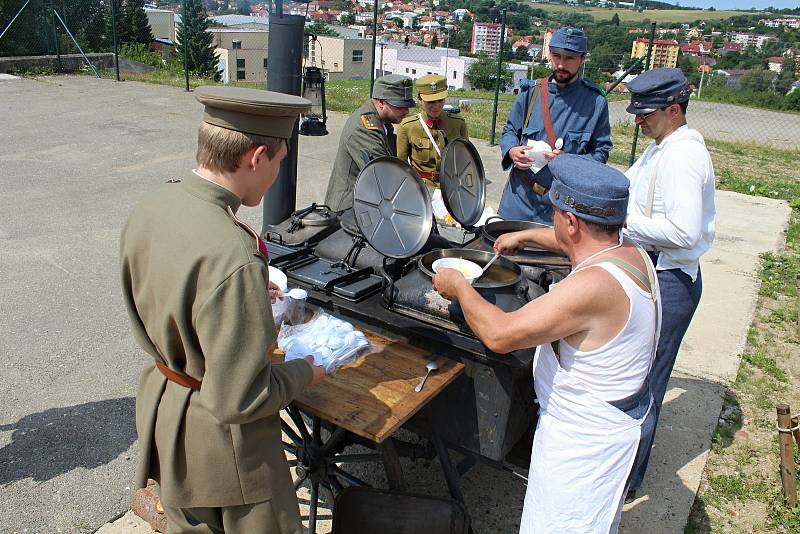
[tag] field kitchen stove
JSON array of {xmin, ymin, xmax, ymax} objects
[{"xmin": 266, "ymin": 139, "xmax": 569, "ymax": 467}]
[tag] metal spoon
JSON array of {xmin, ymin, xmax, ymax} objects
[
  {"xmin": 415, "ymin": 361, "xmax": 439, "ymax": 393},
  {"xmin": 472, "ymin": 253, "xmax": 500, "ymax": 284}
]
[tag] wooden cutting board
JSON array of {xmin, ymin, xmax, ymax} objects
[{"xmin": 272, "ymin": 329, "xmax": 464, "ymax": 444}]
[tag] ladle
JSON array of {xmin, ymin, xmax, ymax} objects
[{"xmin": 472, "ymin": 253, "xmax": 500, "ymax": 284}]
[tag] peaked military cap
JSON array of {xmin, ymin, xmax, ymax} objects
[
  {"xmin": 548, "ymin": 154, "xmax": 629, "ymax": 225},
  {"xmin": 416, "ymin": 74, "xmax": 448, "ymax": 102},
  {"xmin": 372, "ymin": 74, "xmax": 416, "ymax": 108},
  {"xmin": 626, "ymin": 68, "xmax": 691, "ymax": 115},
  {"xmin": 549, "ymin": 27, "xmax": 587, "ymax": 55},
  {"xmin": 194, "ymin": 86, "xmax": 311, "ymax": 138}
]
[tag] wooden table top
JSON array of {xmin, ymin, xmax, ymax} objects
[{"xmin": 272, "ymin": 328, "xmax": 464, "ymax": 444}]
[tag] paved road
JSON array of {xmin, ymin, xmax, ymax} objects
[{"xmin": 0, "ymin": 75, "xmax": 790, "ymax": 533}]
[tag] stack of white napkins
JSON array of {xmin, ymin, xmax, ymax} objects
[{"xmin": 278, "ymin": 312, "xmax": 369, "ymax": 373}]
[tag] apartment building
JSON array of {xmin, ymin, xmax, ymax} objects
[
  {"xmin": 208, "ymin": 28, "xmax": 268, "ymax": 83},
  {"xmin": 310, "ymin": 34, "xmax": 373, "ymax": 81},
  {"xmin": 471, "ymin": 22, "xmax": 511, "ymax": 59},
  {"xmin": 630, "ymin": 38, "xmax": 679, "ymax": 69}
]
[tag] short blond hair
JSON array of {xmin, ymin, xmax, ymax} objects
[{"xmin": 196, "ymin": 122, "xmax": 284, "ymax": 173}]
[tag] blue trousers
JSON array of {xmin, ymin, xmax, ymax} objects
[
  {"xmin": 628, "ymin": 259, "xmax": 703, "ymax": 491},
  {"xmin": 497, "ymin": 172, "xmax": 553, "ymax": 225}
]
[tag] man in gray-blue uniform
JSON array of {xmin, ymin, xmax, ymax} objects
[{"xmin": 499, "ymin": 27, "xmax": 612, "ymax": 225}]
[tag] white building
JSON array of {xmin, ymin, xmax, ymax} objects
[
  {"xmin": 729, "ymin": 32, "xmax": 777, "ymax": 50},
  {"xmin": 375, "ymin": 43, "xmax": 527, "ymax": 92},
  {"xmin": 144, "ymin": 7, "xmax": 176, "ymax": 41}
]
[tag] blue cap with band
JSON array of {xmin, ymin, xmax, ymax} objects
[
  {"xmin": 548, "ymin": 154, "xmax": 629, "ymax": 225},
  {"xmin": 549, "ymin": 27, "xmax": 587, "ymax": 55},
  {"xmin": 626, "ymin": 68, "xmax": 691, "ymax": 115}
]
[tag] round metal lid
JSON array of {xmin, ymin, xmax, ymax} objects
[
  {"xmin": 353, "ymin": 157, "xmax": 432, "ymax": 259},
  {"xmin": 439, "ymin": 138, "xmax": 486, "ymax": 228},
  {"xmin": 298, "ymin": 205, "xmax": 338, "ymax": 227}
]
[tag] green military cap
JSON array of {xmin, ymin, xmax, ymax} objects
[
  {"xmin": 416, "ymin": 74, "xmax": 448, "ymax": 102},
  {"xmin": 194, "ymin": 86, "xmax": 311, "ymax": 139},
  {"xmin": 371, "ymin": 74, "xmax": 416, "ymax": 108}
]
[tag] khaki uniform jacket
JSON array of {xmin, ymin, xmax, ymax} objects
[
  {"xmin": 324, "ymin": 100, "xmax": 397, "ymax": 211},
  {"xmin": 396, "ymin": 111, "xmax": 468, "ymax": 180},
  {"xmin": 120, "ymin": 173, "xmax": 313, "ymax": 510}
]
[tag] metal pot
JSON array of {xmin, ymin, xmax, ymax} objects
[
  {"xmin": 417, "ymin": 248, "xmax": 522, "ymax": 289},
  {"xmin": 481, "ymin": 216, "xmax": 550, "ymax": 250}
]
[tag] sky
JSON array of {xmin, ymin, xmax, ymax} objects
[{"xmin": 670, "ymin": 0, "xmax": 799, "ymax": 9}]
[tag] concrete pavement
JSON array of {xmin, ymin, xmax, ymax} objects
[{"xmin": 0, "ymin": 75, "xmax": 790, "ymax": 533}]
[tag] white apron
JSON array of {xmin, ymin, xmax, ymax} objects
[{"xmin": 520, "ymin": 247, "xmax": 658, "ymax": 534}]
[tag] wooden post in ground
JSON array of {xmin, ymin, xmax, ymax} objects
[{"xmin": 777, "ymin": 403, "xmax": 797, "ymax": 507}]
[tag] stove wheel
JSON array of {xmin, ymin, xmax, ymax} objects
[{"xmin": 282, "ymin": 405, "xmax": 399, "ymax": 533}]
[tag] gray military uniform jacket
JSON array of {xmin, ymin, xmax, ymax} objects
[
  {"xmin": 324, "ymin": 99, "xmax": 396, "ymax": 211},
  {"xmin": 120, "ymin": 173, "xmax": 312, "ymax": 510}
]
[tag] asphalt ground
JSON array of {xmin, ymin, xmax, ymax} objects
[{"xmin": 0, "ymin": 74, "xmax": 791, "ymax": 533}]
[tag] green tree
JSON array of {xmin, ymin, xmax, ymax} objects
[
  {"xmin": 740, "ymin": 68, "xmax": 776, "ymax": 93},
  {"xmin": 176, "ymin": 0, "xmax": 220, "ymax": 80},
  {"xmin": 775, "ymin": 56, "xmax": 797, "ymax": 95},
  {"xmin": 514, "ymin": 45, "xmax": 529, "ymax": 61},
  {"xmin": 238, "ymin": 0, "xmax": 252, "ymax": 15},
  {"xmin": 784, "ymin": 89, "xmax": 800, "ymax": 111},
  {"xmin": 125, "ymin": 0, "xmax": 154, "ymax": 45},
  {"xmin": 466, "ymin": 53, "xmax": 513, "ymax": 91},
  {"xmin": 431, "ymin": 34, "xmax": 439, "ymax": 48}
]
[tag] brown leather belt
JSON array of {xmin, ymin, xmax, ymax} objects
[
  {"xmin": 417, "ymin": 170, "xmax": 440, "ymax": 183},
  {"xmin": 156, "ymin": 361, "xmax": 202, "ymax": 391},
  {"xmin": 514, "ymin": 168, "xmax": 549, "ymax": 196}
]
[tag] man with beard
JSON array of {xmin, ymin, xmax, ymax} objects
[
  {"xmin": 324, "ymin": 74, "xmax": 416, "ymax": 211},
  {"xmin": 499, "ymin": 27, "xmax": 612, "ymax": 225}
]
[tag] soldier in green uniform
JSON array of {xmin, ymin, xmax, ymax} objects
[
  {"xmin": 396, "ymin": 74, "xmax": 468, "ymax": 187},
  {"xmin": 120, "ymin": 86, "xmax": 326, "ymax": 533},
  {"xmin": 324, "ymin": 74, "xmax": 416, "ymax": 211}
]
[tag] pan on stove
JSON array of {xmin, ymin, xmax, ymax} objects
[{"xmin": 417, "ymin": 248, "xmax": 521, "ymax": 289}]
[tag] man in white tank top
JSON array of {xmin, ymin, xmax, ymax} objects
[{"xmin": 433, "ymin": 154, "xmax": 661, "ymax": 533}]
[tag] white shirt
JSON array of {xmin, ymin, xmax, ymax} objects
[{"xmin": 624, "ymin": 125, "xmax": 716, "ymax": 281}]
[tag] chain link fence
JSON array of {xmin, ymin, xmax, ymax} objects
[{"xmin": 2, "ymin": 3, "xmax": 798, "ymax": 159}]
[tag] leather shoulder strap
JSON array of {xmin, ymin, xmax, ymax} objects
[
  {"xmin": 523, "ymin": 80, "xmax": 542, "ymax": 133},
  {"xmin": 537, "ymin": 77, "xmax": 557, "ymax": 148}
]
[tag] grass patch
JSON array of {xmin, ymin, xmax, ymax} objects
[
  {"xmin": 742, "ymin": 350, "xmax": 788, "ymax": 383},
  {"xmin": 760, "ymin": 252, "xmax": 800, "ymax": 299}
]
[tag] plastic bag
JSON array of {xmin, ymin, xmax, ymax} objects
[{"xmin": 277, "ymin": 311, "xmax": 371, "ymax": 374}]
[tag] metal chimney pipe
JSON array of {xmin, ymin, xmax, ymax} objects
[{"xmin": 262, "ymin": 13, "xmax": 305, "ymax": 230}]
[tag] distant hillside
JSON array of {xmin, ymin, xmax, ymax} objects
[{"xmin": 529, "ymin": 4, "xmax": 768, "ymax": 24}]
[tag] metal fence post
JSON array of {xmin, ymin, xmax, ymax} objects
[
  {"xmin": 369, "ymin": 0, "xmax": 378, "ymax": 94},
  {"xmin": 489, "ymin": 8, "xmax": 507, "ymax": 147},
  {"xmin": 49, "ymin": 0, "xmax": 61, "ymax": 71},
  {"xmin": 181, "ymin": 0, "xmax": 189, "ymax": 92},
  {"xmin": 111, "ymin": 0, "xmax": 120, "ymax": 81},
  {"xmin": 629, "ymin": 22, "xmax": 656, "ymax": 167}
]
